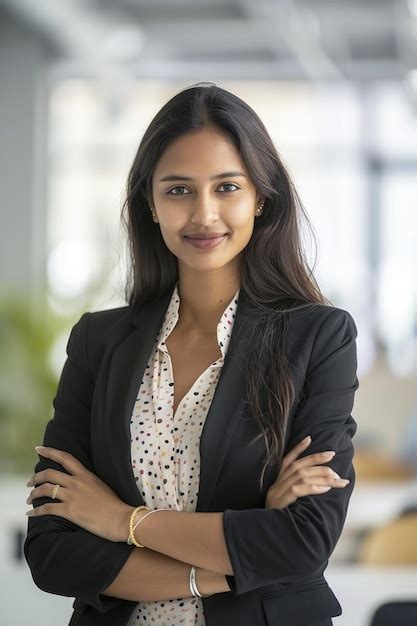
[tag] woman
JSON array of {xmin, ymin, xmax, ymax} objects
[{"xmin": 24, "ymin": 82, "xmax": 359, "ymax": 626}]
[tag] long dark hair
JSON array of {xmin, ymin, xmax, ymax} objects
[{"xmin": 121, "ymin": 82, "xmax": 332, "ymax": 492}]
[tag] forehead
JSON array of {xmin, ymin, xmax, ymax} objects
[{"xmin": 153, "ymin": 129, "xmax": 245, "ymax": 177}]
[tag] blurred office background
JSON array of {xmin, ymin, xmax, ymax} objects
[{"xmin": 1, "ymin": 1, "xmax": 417, "ymax": 624}]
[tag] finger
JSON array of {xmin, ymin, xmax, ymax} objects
[
  {"xmin": 27, "ymin": 468, "xmax": 72, "ymax": 488},
  {"xmin": 269, "ymin": 464, "xmax": 348, "ymax": 500},
  {"xmin": 25, "ymin": 503, "xmax": 65, "ymax": 517},
  {"xmin": 290, "ymin": 483, "xmax": 333, "ymax": 497},
  {"xmin": 292, "ymin": 465, "xmax": 343, "ymax": 481},
  {"xmin": 295, "ymin": 475, "xmax": 350, "ymax": 488},
  {"xmin": 34, "ymin": 446, "xmax": 85, "ymax": 476},
  {"xmin": 280, "ymin": 436, "xmax": 312, "ymax": 473},
  {"xmin": 26, "ymin": 482, "xmax": 67, "ymax": 504},
  {"xmin": 278, "ymin": 450, "xmax": 336, "ymax": 483},
  {"xmin": 276, "ymin": 466, "xmax": 337, "ymax": 493}
]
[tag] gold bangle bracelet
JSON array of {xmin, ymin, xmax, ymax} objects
[{"xmin": 128, "ymin": 506, "xmax": 150, "ymax": 547}]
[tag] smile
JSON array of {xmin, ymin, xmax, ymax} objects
[{"xmin": 183, "ymin": 234, "xmax": 228, "ymax": 249}]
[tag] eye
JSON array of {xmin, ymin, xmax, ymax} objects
[
  {"xmin": 166, "ymin": 182, "xmax": 241, "ymax": 196},
  {"xmin": 218, "ymin": 183, "xmax": 240, "ymax": 193},
  {"xmin": 166, "ymin": 186, "xmax": 190, "ymax": 196}
]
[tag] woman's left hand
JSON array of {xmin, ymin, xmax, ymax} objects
[{"xmin": 25, "ymin": 446, "xmax": 134, "ymax": 543}]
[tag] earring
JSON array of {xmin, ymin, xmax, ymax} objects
[{"xmin": 256, "ymin": 201, "xmax": 265, "ymax": 216}]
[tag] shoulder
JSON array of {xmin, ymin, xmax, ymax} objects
[
  {"xmin": 73, "ymin": 304, "xmax": 134, "ymax": 339},
  {"xmin": 283, "ymin": 304, "xmax": 358, "ymax": 376},
  {"xmin": 86, "ymin": 304, "xmax": 133, "ymax": 331},
  {"xmin": 67, "ymin": 304, "xmax": 135, "ymax": 375},
  {"xmin": 287, "ymin": 303, "xmax": 357, "ymax": 339}
]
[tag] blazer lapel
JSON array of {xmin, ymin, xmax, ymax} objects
[
  {"xmin": 103, "ymin": 289, "xmax": 173, "ymax": 505},
  {"xmin": 197, "ymin": 295, "xmax": 253, "ymax": 511},
  {"xmin": 103, "ymin": 284, "xmax": 255, "ymax": 510}
]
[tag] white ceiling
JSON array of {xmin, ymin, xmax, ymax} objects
[{"xmin": 1, "ymin": 0, "xmax": 416, "ymax": 83}]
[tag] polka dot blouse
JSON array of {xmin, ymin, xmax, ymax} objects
[{"xmin": 126, "ymin": 281, "xmax": 240, "ymax": 626}]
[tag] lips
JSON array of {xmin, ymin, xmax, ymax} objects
[
  {"xmin": 184, "ymin": 234, "xmax": 228, "ymax": 249},
  {"xmin": 184, "ymin": 233, "xmax": 228, "ymax": 239}
]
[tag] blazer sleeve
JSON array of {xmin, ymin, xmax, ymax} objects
[
  {"xmin": 223, "ymin": 308, "xmax": 359, "ymax": 595},
  {"xmin": 23, "ymin": 313, "xmax": 136, "ymax": 613}
]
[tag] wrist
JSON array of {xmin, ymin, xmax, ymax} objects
[
  {"xmin": 128, "ymin": 506, "xmax": 154, "ymax": 545},
  {"xmin": 116, "ymin": 504, "xmax": 147, "ymax": 543},
  {"xmin": 110, "ymin": 504, "xmax": 128, "ymax": 543},
  {"xmin": 195, "ymin": 567, "xmax": 230, "ymax": 597},
  {"xmin": 115, "ymin": 504, "xmax": 136, "ymax": 543}
]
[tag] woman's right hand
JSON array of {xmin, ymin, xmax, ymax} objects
[{"xmin": 265, "ymin": 436, "xmax": 350, "ymax": 509}]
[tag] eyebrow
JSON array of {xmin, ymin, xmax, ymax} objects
[{"xmin": 159, "ymin": 171, "xmax": 247, "ymax": 182}]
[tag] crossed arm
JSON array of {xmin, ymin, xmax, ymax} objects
[{"xmin": 102, "ymin": 513, "xmax": 232, "ymax": 601}]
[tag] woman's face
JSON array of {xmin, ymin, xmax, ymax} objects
[{"xmin": 150, "ymin": 127, "xmax": 263, "ymax": 275}]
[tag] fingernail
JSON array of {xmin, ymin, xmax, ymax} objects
[
  {"xmin": 35, "ymin": 446, "xmax": 45, "ymax": 451},
  {"xmin": 304, "ymin": 436, "xmax": 312, "ymax": 442}
]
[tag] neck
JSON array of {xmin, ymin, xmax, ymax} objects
[{"xmin": 176, "ymin": 269, "xmax": 240, "ymax": 336}]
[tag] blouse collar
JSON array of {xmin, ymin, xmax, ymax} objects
[{"xmin": 156, "ymin": 282, "xmax": 240, "ymax": 365}]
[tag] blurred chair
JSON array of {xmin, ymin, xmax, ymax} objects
[
  {"xmin": 398, "ymin": 503, "xmax": 417, "ymax": 518},
  {"xmin": 357, "ymin": 513, "xmax": 417, "ymax": 565},
  {"xmin": 354, "ymin": 448, "xmax": 417, "ymax": 481},
  {"xmin": 370, "ymin": 601, "xmax": 417, "ymax": 625}
]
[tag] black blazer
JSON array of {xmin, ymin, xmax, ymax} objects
[{"xmin": 24, "ymin": 285, "xmax": 359, "ymax": 626}]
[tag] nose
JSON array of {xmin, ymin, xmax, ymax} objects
[{"xmin": 189, "ymin": 190, "xmax": 219, "ymax": 226}]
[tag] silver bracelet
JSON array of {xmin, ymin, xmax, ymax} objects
[{"xmin": 189, "ymin": 565, "xmax": 203, "ymax": 598}]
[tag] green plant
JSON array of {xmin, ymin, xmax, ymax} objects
[{"xmin": 0, "ymin": 282, "xmax": 109, "ymax": 474}]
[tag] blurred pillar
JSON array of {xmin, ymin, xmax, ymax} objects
[
  {"xmin": 0, "ymin": 9, "xmax": 51, "ymax": 310},
  {"xmin": 358, "ymin": 85, "xmax": 381, "ymax": 320}
]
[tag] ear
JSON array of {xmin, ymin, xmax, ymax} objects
[{"xmin": 146, "ymin": 193, "xmax": 159, "ymax": 222}]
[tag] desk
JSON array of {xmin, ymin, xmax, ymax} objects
[
  {"xmin": 330, "ymin": 480, "xmax": 417, "ymax": 562},
  {"xmin": 346, "ymin": 480, "xmax": 417, "ymax": 529}
]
